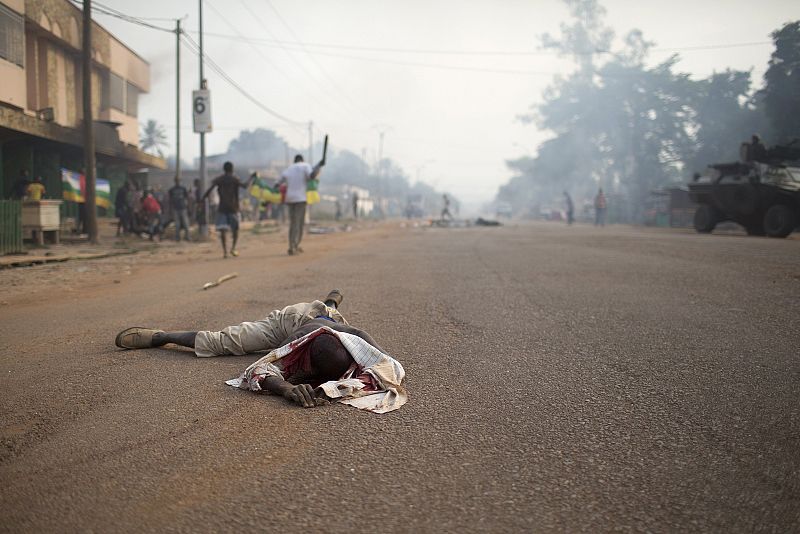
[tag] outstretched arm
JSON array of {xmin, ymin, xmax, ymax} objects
[
  {"xmin": 310, "ymin": 161, "xmax": 323, "ymax": 180},
  {"xmin": 259, "ymin": 375, "xmax": 328, "ymax": 408},
  {"xmin": 201, "ymin": 184, "xmax": 214, "ymax": 201}
]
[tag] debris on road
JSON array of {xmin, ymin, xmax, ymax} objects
[{"xmin": 202, "ymin": 272, "xmax": 238, "ymax": 290}]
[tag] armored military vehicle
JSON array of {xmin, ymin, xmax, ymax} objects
[{"xmin": 689, "ymin": 141, "xmax": 800, "ymax": 238}]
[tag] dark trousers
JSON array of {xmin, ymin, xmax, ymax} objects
[{"xmin": 288, "ymin": 202, "xmax": 307, "ymax": 252}]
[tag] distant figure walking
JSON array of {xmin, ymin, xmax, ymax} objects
[
  {"xmin": 441, "ymin": 193, "xmax": 453, "ymax": 220},
  {"xmin": 564, "ymin": 191, "xmax": 574, "ymax": 225},
  {"xmin": 352, "ymin": 192, "xmax": 359, "ymax": 219},
  {"xmin": 278, "ymin": 155, "xmax": 324, "ymax": 256},
  {"xmin": 169, "ymin": 176, "xmax": 191, "ymax": 242},
  {"xmin": 594, "ymin": 188, "xmax": 607, "ymax": 227},
  {"xmin": 203, "ymin": 161, "xmax": 254, "ymax": 258}
]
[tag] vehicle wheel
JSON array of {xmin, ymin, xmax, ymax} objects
[
  {"xmin": 763, "ymin": 205, "xmax": 796, "ymax": 238},
  {"xmin": 731, "ymin": 185, "xmax": 758, "ymax": 215},
  {"xmin": 694, "ymin": 205, "xmax": 718, "ymax": 233}
]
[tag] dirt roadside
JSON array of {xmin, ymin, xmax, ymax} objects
[{"xmin": 0, "ymin": 219, "xmax": 395, "ymax": 309}]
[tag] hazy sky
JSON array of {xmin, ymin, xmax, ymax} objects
[{"xmin": 95, "ymin": 0, "xmax": 799, "ymax": 207}]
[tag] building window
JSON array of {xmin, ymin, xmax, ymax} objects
[
  {"xmin": 126, "ymin": 81, "xmax": 138, "ymax": 117},
  {"xmin": 0, "ymin": 3, "xmax": 24, "ymax": 68},
  {"xmin": 109, "ymin": 72, "xmax": 124, "ymax": 111}
]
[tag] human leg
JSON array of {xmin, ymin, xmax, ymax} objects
[
  {"xmin": 220, "ymin": 229, "xmax": 228, "ymax": 257},
  {"xmin": 288, "ymin": 203, "xmax": 301, "ymax": 253},
  {"xmin": 175, "ymin": 210, "xmax": 182, "ymax": 240},
  {"xmin": 324, "ymin": 289, "xmax": 343, "ymax": 309},
  {"xmin": 152, "ymin": 331, "xmax": 197, "ymax": 348},
  {"xmin": 295, "ymin": 202, "xmax": 307, "ymax": 251},
  {"xmin": 181, "ymin": 209, "xmax": 191, "ymax": 240},
  {"xmin": 230, "ymin": 213, "xmax": 240, "ymax": 256},
  {"xmin": 194, "ymin": 312, "xmax": 295, "ymax": 357}
]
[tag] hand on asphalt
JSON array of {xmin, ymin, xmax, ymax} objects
[{"xmin": 285, "ymin": 384, "xmax": 329, "ymax": 408}]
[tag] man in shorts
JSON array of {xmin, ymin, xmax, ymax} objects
[
  {"xmin": 203, "ymin": 161, "xmax": 254, "ymax": 258},
  {"xmin": 113, "ymin": 290, "xmax": 407, "ymax": 412}
]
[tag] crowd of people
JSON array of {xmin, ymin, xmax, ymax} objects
[
  {"xmin": 114, "ymin": 155, "xmax": 327, "ymax": 258},
  {"xmin": 115, "ymin": 176, "xmax": 199, "ymax": 242}
]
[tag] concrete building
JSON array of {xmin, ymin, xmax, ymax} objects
[{"xmin": 0, "ymin": 0, "xmax": 165, "ymax": 218}]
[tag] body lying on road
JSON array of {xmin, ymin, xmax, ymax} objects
[{"xmin": 114, "ymin": 290, "xmax": 407, "ymax": 413}]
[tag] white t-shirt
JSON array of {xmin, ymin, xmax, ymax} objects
[{"xmin": 281, "ymin": 162, "xmax": 312, "ymax": 203}]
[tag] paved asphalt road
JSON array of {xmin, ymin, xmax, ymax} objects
[{"xmin": 1, "ymin": 221, "xmax": 798, "ymax": 532}]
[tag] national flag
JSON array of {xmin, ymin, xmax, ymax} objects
[
  {"xmin": 249, "ymin": 176, "xmax": 282, "ymax": 204},
  {"xmin": 96, "ymin": 179, "xmax": 111, "ymax": 209},
  {"xmin": 61, "ymin": 168, "xmax": 111, "ymax": 208},
  {"xmin": 61, "ymin": 168, "xmax": 84, "ymax": 203},
  {"xmin": 306, "ymin": 178, "xmax": 320, "ymax": 205}
]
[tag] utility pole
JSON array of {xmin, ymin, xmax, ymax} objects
[
  {"xmin": 175, "ymin": 18, "xmax": 181, "ymax": 180},
  {"xmin": 308, "ymin": 121, "xmax": 313, "ymax": 163},
  {"xmin": 82, "ymin": 0, "xmax": 97, "ymax": 242},
  {"xmin": 198, "ymin": 0, "xmax": 208, "ymax": 238}
]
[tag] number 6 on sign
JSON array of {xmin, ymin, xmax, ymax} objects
[{"xmin": 192, "ymin": 89, "xmax": 212, "ymax": 133}]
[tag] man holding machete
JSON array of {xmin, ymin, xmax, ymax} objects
[{"xmin": 278, "ymin": 135, "xmax": 328, "ymax": 255}]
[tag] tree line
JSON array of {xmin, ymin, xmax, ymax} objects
[{"xmin": 499, "ymin": 0, "xmax": 800, "ymax": 221}]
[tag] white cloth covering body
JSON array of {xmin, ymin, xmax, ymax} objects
[{"xmin": 226, "ymin": 326, "xmax": 407, "ymax": 414}]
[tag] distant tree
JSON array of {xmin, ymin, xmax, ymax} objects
[
  {"xmin": 139, "ymin": 119, "xmax": 168, "ymax": 157},
  {"xmin": 686, "ymin": 70, "xmax": 762, "ymax": 172},
  {"xmin": 507, "ymin": 0, "xmax": 781, "ymax": 221},
  {"xmin": 224, "ymin": 129, "xmax": 291, "ymax": 168},
  {"xmin": 324, "ymin": 150, "xmax": 371, "ymax": 188},
  {"xmin": 760, "ymin": 21, "xmax": 800, "ymax": 144}
]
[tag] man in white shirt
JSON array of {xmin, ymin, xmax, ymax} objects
[{"xmin": 278, "ymin": 155, "xmax": 323, "ymax": 255}]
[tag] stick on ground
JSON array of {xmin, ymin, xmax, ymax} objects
[{"xmin": 202, "ymin": 272, "xmax": 238, "ymax": 290}]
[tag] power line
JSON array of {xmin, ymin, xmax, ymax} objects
[
  {"xmin": 69, "ymin": 0, "xmax": 175, "ymax": 33},
  {"xmin": 191, "ymin": 29, "xmax": 773, "ymax": 57},
  {"xmin": 180, "ymin": 32, "xmax": 306, "ymax": 130},
  {"xmin": 207, "ymin": 0, "xmax": 341, "ymax": 133},
  {"xmin": 257, "ymin": 0, "xmax": 376, "ymax": 127}
]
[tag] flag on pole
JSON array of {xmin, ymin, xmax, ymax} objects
[
  {"xmin": 95, "ymin": 179, "xmax": 111, "ymax": 209},
  {"xmin": 61, "ymin": 168, "xmax": 111, "ymax": 208},
  {"xmin": 306, "ymin": 178, "xmax": 320, "ymax": 205},
  {"xmin": 61, "ymin": 168, "xmax": 84, "ymax": 203},
  {"xmin": 249, "ymin": 175, "xmax": 282, "ymax": 204}
]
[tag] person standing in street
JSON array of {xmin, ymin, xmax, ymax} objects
[
  {"xmin": 564, "ymin": 191, "xmax": 574, "ymax": 225},
  {"xmin": 352, "ymin": 191, "xmax": 359, "ymax": 219},
  {"xmin": 203, "ymin": 161, "xmax": 253, "ymax": 258},
  {"xmin": 278, "ymin": 155, "xmax": 323, "ymax": 256},
  {"xmin": 441, "ymin": 193, "xmax": 453, "ymax": 220},
  {"xmin": 115, "ymin": 180, "xmax": 131, "ymax": 236},
  {"xmin": 169, "ymin": 176, "xmax": 191, "ymax": 242},
  {"xmin": 594, "ymin": 188, "xmax": 607, "ymax": 227}
]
